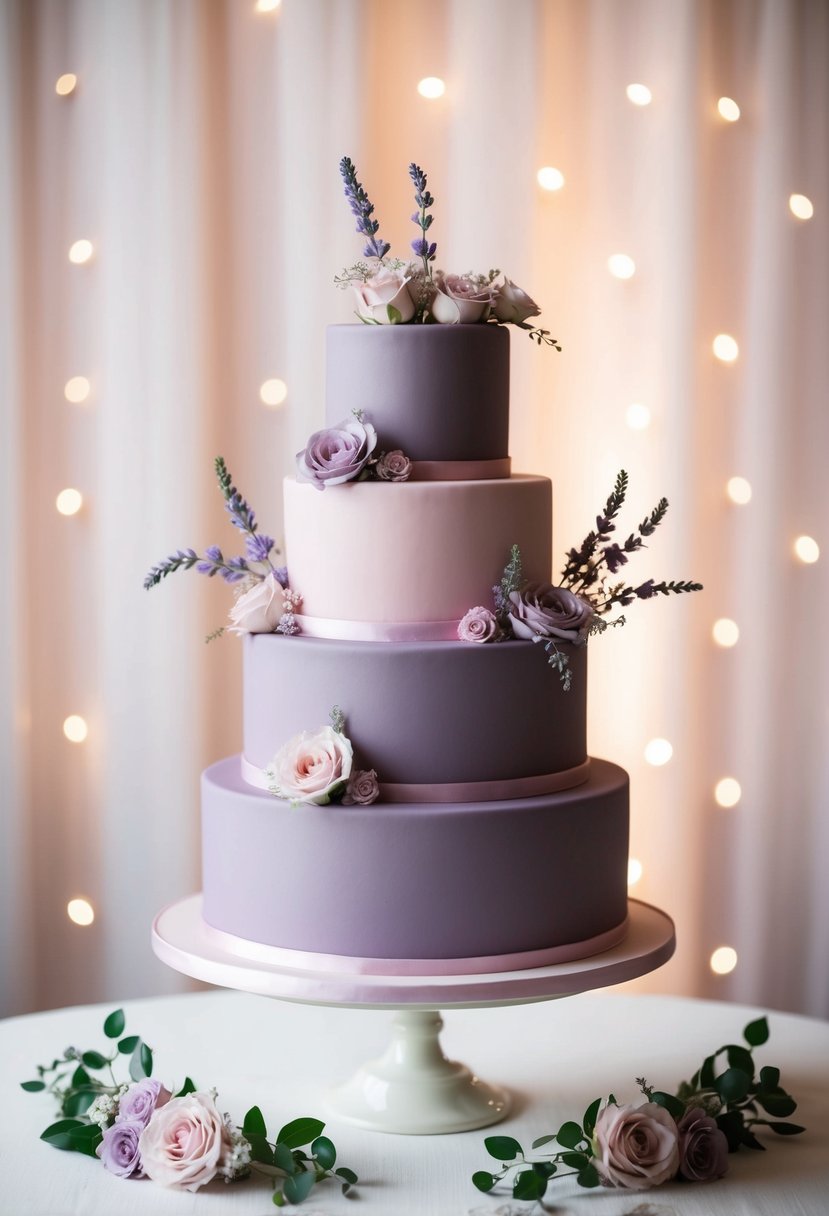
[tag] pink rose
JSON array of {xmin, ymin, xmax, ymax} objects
[
  {"xmin": 430, "ymin": 274, "xmax": 494, "ymax": 324},
  {"xmin": 343, "ymin": 768, "xmax": 380, "ymax": 805},
  {"xmin": 677, "ymin": 1108, "xmax": 729, "ymax": 1182},
  {"xmin": 353, "ymin": 267, "xmax": 416, "ymax": 324},
  {"xmin": 493, "ymin": 278, "xmax": 541, "ymax": 325},
  {"xmin": 508, "ymin": 583, "xmax": 593, "ymax": 644},
  {"xmin": 266, "ymin": 724, "xmax": 353, "ymax": 805},
  {"xmin": 458, "ymin": 606, "xmax": 500, "ymax": 643},
  {"xmin": 227, "ymin": 572, "xmax": 284, "ymax": 635},
  {"xmin": 138, "ymin": 1092, "xmax": 232, "ymax": 1192},
  {"xmin": 376, "ymin": 450, "xmax": 412, "ymax": 482},
  {"xmin": 592, "ymin": 1101, "xmax": 680, "ymax": 1190},
  {"xmin": 297, "ymin": 416, "xmax": 378, "ymax": 490}
]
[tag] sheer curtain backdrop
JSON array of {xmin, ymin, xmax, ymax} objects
[{"xmin": 0, "ymin": 0, "xmax": 827, "ymax": 1019}]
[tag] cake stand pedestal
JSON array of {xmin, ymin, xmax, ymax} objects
[{"xmin": 152, "ymin": 896, "xmax": 674, "ymax": 1135}]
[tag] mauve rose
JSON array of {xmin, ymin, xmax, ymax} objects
[
  {"xmin": 98, "ymin": 1119, "xmax": 145, "ymax": 1178},
  {"xmin": 431, "ymin": 274, "xmax": 494, "ymax": 324},
  {"xmin": 353, "ymin": 267, "xmax": 416, "ymax": 324},
  {"xmin": 138, "ymin": 1092, "xmax": 231, "ymax": 1192},
  {"xmin": 116, "ymin": 1079, "xmax": 172, "ymax": 1129},
  {"xmin": 376, "ymin": 450, "xmax": 412, "ymax": 482},
  {"xmin": 267, "ymin": 724, "xmax": 354, "ymax": 805},
  {"xmin": 296, "ymin": 417, "xmax": 378, "ymax": 490},
  {"xmin": 458, "ymin": 606, "xmax": 500, "ymax": 643},
  {"xmin": 227, "ymin": 572, "xmax": 284, "ymax": 635},
  {"xmin": 677, "ymin": 1108, "xmax": 729, "ymax": 1182},
  {"xmin": 593, "ymin": 1101, "xmax": 680, "ymax": 1190},
  {"xmin": 493, "ymin": 278, "xmax": 541, "ymax": 325},
  {"xmin": 343, "ymin": 768, "xmax": 380, "ymax": 806},
  {"xmin": 508, "ymin": 583, "xmax": 593, "ymax": 644}
]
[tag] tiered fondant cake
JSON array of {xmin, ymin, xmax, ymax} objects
[{"xmin": 199, "ymin": 325, "xmax": 631, "ymax": 974}]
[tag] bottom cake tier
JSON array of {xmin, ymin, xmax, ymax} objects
[{"xmin": 201, "ymin": 757, "xmax": 630, "ymax": 974}]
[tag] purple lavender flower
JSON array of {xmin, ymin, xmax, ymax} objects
[
  {"xmin": 274, "ymin": 566, "xmax": 290, "ymax": 589},
  {"xmin": 245, "ymin": 533, "xmax": 275, "ymax": 563},
  {"xmin": 97, "ymin": 1119, "xmax": 144, "ymax": 1178},
  {"xmin": 603, "ymin": 543, "xmax": 627, "ymax": 573},
  {"xmin": 339, "ymin": 157, "xmax": 390, "ymax": 260},
  {"xmin": 409, "ymin": 162, "xmax": 436, "ymax": 277}
]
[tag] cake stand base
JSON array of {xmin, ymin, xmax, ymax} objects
[
  {"xmin": 325, "ymin": 1009, "xmax": 510, "ymax": 1134},
  {"xmin": 152, "ymin": 897, "xmax": 674, "ymax": 1134}
]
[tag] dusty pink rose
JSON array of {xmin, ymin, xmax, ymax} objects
[
  {"xmin": 458, "ymin": 606, "xmax": 500, "ymax": 643},
  {"xmin": 116, "ymin": 1079, "xmax": 172, "ymax": 1129},
  {"xmin": 508, "ymin": 583, "xmax": 593, "ymax": 644},
  {"xmin": 493, "ymin": 278, "xmax": 541, "ymax": 325},
  {"xmin": 267, "ymin": 724, "xmax": 354, "ymax": 805},
  {"xmin": 227, "ymin": 572, "xmax": 284, "ymax": 635},
  {"xmin": 352, "ymin": 267, "xmax": 416, "ymax": 324},
  {"xmin": 430, "ymin": 274, "xmax": 494, "ymax": 324},
  {"xmin": 98, "ymin": 1120, "xmax": 145, "ymax": 1178},
  {"xmin": 677, "ymin": 1108, "xmax": 729, "ymax": 1182},
  {"xmin": 343, "ymin": 768, "xmax": 380, "ymax": 805},
  {"xmin": 297, "ymin": 416, "xmax": 378, "ymax": 490},
  {"xmin": 138, "ymin": 1092, "xmax": 232, "ymax": 1192},
  {"xmin": 592, "ymin": 1101, "xmax": 680, "ymax": 1190},
  {"xmin": 376, "ymin": 450, "xmax": 412, "ymax": 482}
]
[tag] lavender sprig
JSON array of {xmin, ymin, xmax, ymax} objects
[
  {"xmin": 408, "ymin": 162, "xmax": 436, "ymax": 283},
  {"xmin": 339, "ymin": 157, "xmax": 390, "ymax": 261}
]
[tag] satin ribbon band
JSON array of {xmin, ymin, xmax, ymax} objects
[
  {"xmin": 201, "ymin": 914, "xmax": 630, "ymax": 977},
  {"xmin": 409, "ymin": 457, "xmax": 511, "ymax": 481},
  {"xmin": 294, "ymin": 613, "xmax": 461, "ymax": 642},
  {"xmin": 241, "ymin": 755, "xmax": 591, "ymax": 803}
]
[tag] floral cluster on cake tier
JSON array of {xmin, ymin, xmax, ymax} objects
[
  {"xmin": 458, "ymin": 470, "xmax": 703, "ymax": 689},
  {"xmin": 266, "ymin": 706, "xmax": 380, "ymax": 807},
  {"xmin": 335, "ymin": 156, "xmax": 561, "ymax": 347},
  {"xmin": 296, "ymin": 407, "xmax": 412, "ymax": 491},
  {"xmin": 22, "ymin": 1007, "xmax": 358, "ymax": 1206}
]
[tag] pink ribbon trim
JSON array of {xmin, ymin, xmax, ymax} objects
[
  {"xmin": 409, "ymin": 457, "xmax": 511, "ymax": 481},
  {"xmin": 294, "ymin": 614, "xmax": 462, "ymax": 642},
  {"xmin": 201, "ymin": 914, "xmax": 630, "ymax": 977},
  {"xmin": 241, "ymin": 756, "xmax": 591, "ymax": 803}
]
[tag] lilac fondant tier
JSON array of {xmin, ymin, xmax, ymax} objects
[
  {"xmin": 201, "ymin": 756, "xmax": 629, "ymax": 963},
  {"xmin": 243, "ymin": 633, "xmax": 586, "ymax": 786},
  {"xmin": 283, "ymin": 474, "xmax": 551, "ymax": 624},
  {"xmin": 326, "ymin": 323, "xmax": 509, "ymax": 462}
]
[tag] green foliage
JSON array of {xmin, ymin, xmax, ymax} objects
[
  {"xmin": 103, "ymin": 1009, "xmax": 125, "ymax": 1039},
  {"xmin": 472, "ymin": 1017, "xmax": 804, "ymax": 1201}
]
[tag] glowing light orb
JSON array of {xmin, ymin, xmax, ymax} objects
[
  {"xmin": 715, "ymin": 777, "xmax": 741, "ymax": 808},
  {"xmin": 67, "ymin": 898, "xmax": 95, "ymax": 926},
  {"xmin": 69, "ymin": 239, "xmax": 94, "ymax": 265},
  {"xmin": 417, "ymin": 77, "xmax": 445, "ymax": 100},
  {"xmin": 626, "ymin": 83, "xmax": 652, "ymax": 107},
  {"xmin": 794, "ymin": 535, "xmax": 820, "ymax": 564},
  {"xmin": 537, "ymin": 166, "xmax": 565, "ymax": 192},
  {"xmin": 63, "ymin": 714, "xmax": 88, "ymax": 743},
  {"xmin": 56, "ymin": 74, "xmax": 78, "ymax": 97},
  {"xmin": 254, "ymin": 0, "xmax": 281, "ymax": 11},
  {"xmin": 789, "ymin": 194, "xmax": 814, "ymax": 221},
  {"xmin": 608, "ymin": 254, "xmax": 636, "ymax": 280},
  {"xmin": 64, "ymin": 376, "xmax": 90, "ymax": 404},
  {"xmin": 712, "ymin": 618, "xmax": 740, "ymax": 647},
  {"xmin": 627, "ymin": 858, "xmax": 643, "ymax": 886},
  {"xmin": 726, "ymin": 476, "xmax": 752, "ymax": 505},
  {"xmin": 259, "ymin": 378, "xmax": 288, "ymax": 407},
  {"xmin": 713, "ymin": 333, "xmax": 739, "ymax": 362},
  {"xmin": 710, "ymin": 946, "xmax": 738, "ymax": 975},
  {"xmin": 56, "ymin": 488, "xmax": 83, "ymax": 516},
  {"xmin": 645, "ymin": 738, "xmax": 673, "ymax": 767},
  {"xmin": 626, "ymin": 402, "xmax": 651, "ymax": 430},
  {"xmin": 717, "ymin": 97, "xmax": 741, "ymax": 122}
]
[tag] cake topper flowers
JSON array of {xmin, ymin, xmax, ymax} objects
[
  {"xmin": 335, "ymin": 156, "xmax": 561, "ymax": 348},
  {"xmin": 460, "ymin": 471, "xmax": 702, "ymax": 689},
  {"xmin": 143, "ymin": 457, "xmax": 302, "ymax": 640}
]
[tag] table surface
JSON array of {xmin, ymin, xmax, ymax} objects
[{"xmin": 1, "ymin": 990, "xmax": 827, "ymax": 1215}]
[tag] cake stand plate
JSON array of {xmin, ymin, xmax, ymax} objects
[{"xmin": 152, "ymin": 896, "xmax": 674, "ymax": 1134}]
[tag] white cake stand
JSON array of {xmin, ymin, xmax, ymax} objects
[{"xmin": 152, "ymin": 895, "xmax": 674, "ymax": 1135}]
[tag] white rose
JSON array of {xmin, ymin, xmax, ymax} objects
[
  {"xmin": 430, "ymin": 273, "xmax": 494, "ymax": 324},
  {"xmin": 267, "ymin": 725, "xmax": 354, "ymax": 805},
  {"xmin": 227, "ymin": 572, "xmax": 283, "ymax": 635},
  {"xmin": 493, "ymin": 277, "xmax": 542, "ymax": 324},
  {"xmin": 352, "ymin": 267, "xmax": 416, "ymax": 324}
]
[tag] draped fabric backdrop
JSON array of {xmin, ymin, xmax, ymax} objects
[{"xmin": 1, "ymin": 0, "xmax": 827, "ymax": 1019}]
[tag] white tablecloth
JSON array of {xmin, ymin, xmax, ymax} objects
[{"xmin": 1, "ymin": 990, "xmax": 827, "ymax": 1215}]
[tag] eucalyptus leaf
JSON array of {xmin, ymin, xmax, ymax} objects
[
  {"xmin": 512, "ymin": 1168, "xmax": 546, "ymax": 1201},
  {"xmin": 283, "ymin": 1171, "xmax": 315, "ymax": 1206},
  {"xmin": 739, "ymin": 1128, "xmax": 766, "ymax": 1151},
  {"xmin": 311, "ymin": 1134, "xmax": 336, "ymax": 1170},
  {"xmin": 726, "ymin": 1045, "xmax": 755, "ymax": 1077},
  {"xmin": 716, "ymin": 1108, "xmax": 745, "ymax": 1150},
  {"xmin": 69, "ymin": 1124, "xmax": 104, "ymax": 1158},
  {"xmin": 531, "ymin": 1134, "xmax": 556, "ymax": 1149},
  {"xmin": 71, "ymin": 1065, "xmax": 91, "ymax": 1089},
  {"xmin": 768, "ymin": 1121, "xmax": 806, "ymax": 1135},
  {"xmin": 744, "ymin": 1017, "xmax": 769, "ymax": 1047},
  {"xmin": 272, "ymin": 1190, "xmax": 285, "ymax": 1207},
  {"xmin": 756, "ymin": 1092, "xmax": 797, "ymax": 1117},
  {"xmin": 20, "ymin": 1080, "xmax": 46, "ymax": 1092},
  {"xmin": 63, "ymin": 1089, "xmax": 97, "ymax": 1118},
  {"xmin": 118, "ymin": 1035, "xmax": 139, "ymax": 1055},
  {"xmin": 81, "ymin": 1051, "xmax": 108, "ymax": 1071},
  {"xmin": 578, "ymin": 1163, "xmax": 601, "ymax": 1188},
  {"xmin": 246, "ymin": 1132, "xmax": 274, "ymax": 1166},
  {"xmin": 243, "ymin": 1105, "xmax": 267, "ymax": 1137},
  {"xmin": 700, "ymin": 1054, "xmax": 716, "ymax": 1088},
  {"xmin": 276, "ymin": 1117, "xmax": 325, "ymax": 1149},
  {"xmin": 561, "ymin": 1151, "xmax": 589, "ymax": 1169},
  {"xmin": 103, "ymin": 1009, "xmax": 126, "ymax": 1039},
  {"xmin": 335, "ymin": 1166, "xmax": 358, "ymax": 1184},
  {"xmin": 484, "ymin": 1134, "xmax": 522, "ymax": 1161},
  {"xmin": 273, "ymin": 1142, "xmax": 297, "ymax": 1174},
  {"xmin": 129, "ymin": 1040, "xmax": 151, "ymax": 1081},
  {"xmin": 582, "ymin": 1097, "xmax": 601, "ymax": 1136},
  {"xmin": 556, "ymin": 1120, "xmax": 584, "ymax": 1149},
  {"xmin": 40, "ymin": 1118, "xmax": 85, "ymax": 1151},
  {"xmin": 175, "ymin": 1076, "xmax": 196, "ymax": 1097},
  {"xmin": 758, "ymin": 1065, "xmax": 781, "ymax": 1092},
  {"xmin": 472, "ymin": 1171, "xmax": 496, "ymax": 1192},
  {"xmin": 651, "ymin": 1090, "xmax": 685, "ymax": 1118},
  {"xmin": 715, "ymin": 1066, "xmax": 751, "ymax": 1103}
]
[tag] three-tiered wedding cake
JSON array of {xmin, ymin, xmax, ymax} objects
[{"xmin": 199, "ymin": 324, "xmax": 631, "ymax": 975}]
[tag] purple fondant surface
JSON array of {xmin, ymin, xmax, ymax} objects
[
  {"xmin": 243, "ymin": 634, "xmax": 587, "ymax": 783},
  {"xmin": 201, "ymin": 756, "xmax": 629, "ymax": 961},
  {"xmin": 325, "ymin": 324, "xmax": 509, "ymax": 462}
]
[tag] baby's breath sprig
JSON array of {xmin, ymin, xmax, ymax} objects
[
  {"xmin": 493, "ymin": 543, "xmax": 523, "ymax": 623},
  {"xmin": 329, "ymin": 705, "xmax": 346, "ymax": 735}
]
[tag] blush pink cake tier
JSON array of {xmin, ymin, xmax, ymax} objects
[{"xmin": 199, "ymin": 324, "xmax": 633, "ymax": 974}]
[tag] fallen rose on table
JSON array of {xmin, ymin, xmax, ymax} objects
[
  {"xmin": 472, "ymin": 1016, "xmax": 804, "ymax": 1202},
  {"xmin": 21, "ymin": 1007, "xmax": 358, "ymax": 1206}
]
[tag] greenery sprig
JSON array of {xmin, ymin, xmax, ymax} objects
[
  {"xmin": 472, "ymin": 1018, "xmax": 803, "ymax": 1204},
  {"xmin": 22, "ymin": 1008, "xmax": 358, "ymax": 1205}
]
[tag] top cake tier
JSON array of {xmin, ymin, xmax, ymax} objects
[{"xmin": 325, "ymin": 324, "xmax": 510, "ymax": 463}]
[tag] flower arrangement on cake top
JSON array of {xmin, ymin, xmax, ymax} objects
[
  {"xmin": 458, "ymin": 471, "xmax": 703, "ymax": 689},
  {"xmin": 335, "ymin": 156, "xmax": 561, "ymax": 346}
]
